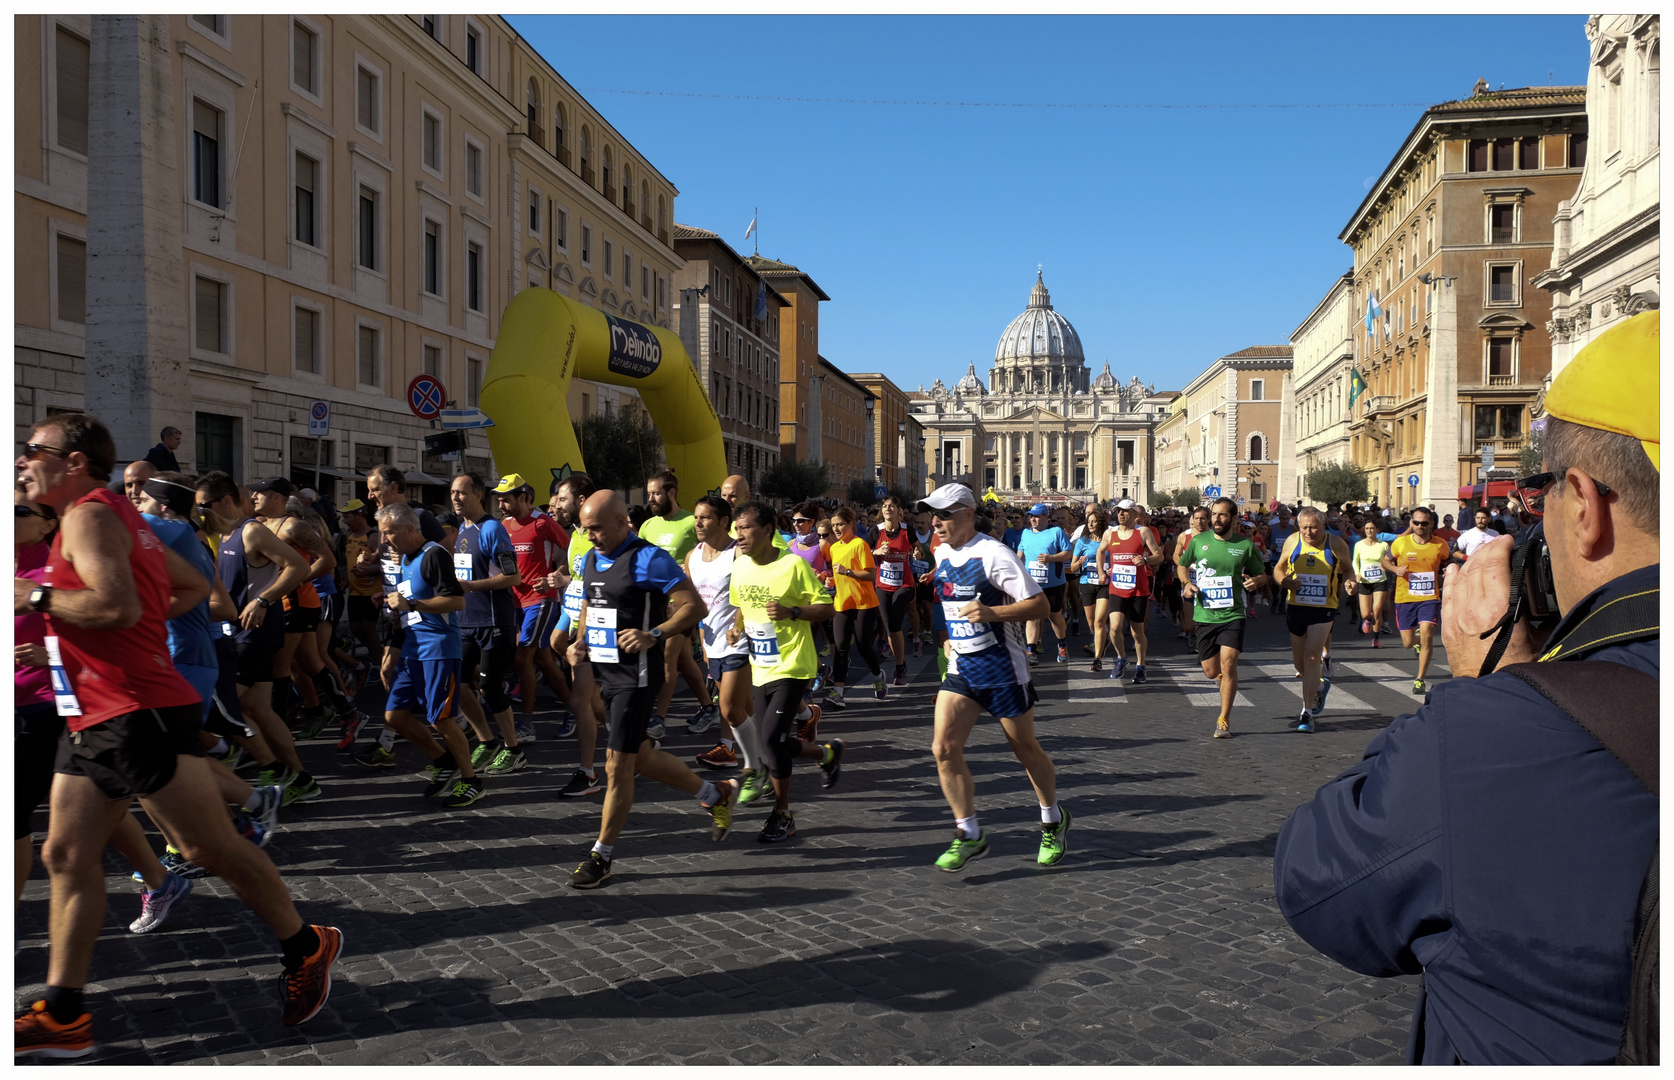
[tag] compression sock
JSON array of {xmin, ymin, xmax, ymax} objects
[
  {"xmin": 731, "ymin": 716, "xmax": 761, "ymax": 772},
  {"xmin": 280, "ymin": 925, "xmax": 321, "ymax": 967},
  {"xmin": 44, "ymin": 986, "xmax": 84, "ymax": 1024}
]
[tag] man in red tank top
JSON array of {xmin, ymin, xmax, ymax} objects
[
  {"xmin": 13, "ymin": 415, "xmax": 341, "ymax": 1059},
  {"xmin": 1096, "ymin": 499, "xmax": 1166, "ymax": 684}
]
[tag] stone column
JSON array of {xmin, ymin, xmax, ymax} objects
[
  {"xmin": 1421, "ymin": 280, "xmax": 1461, "ymax": 519},
  {"xmin": 1275, "ymin": 370, "xmax": 1298, "ymax": 506},
  {"xmin": 85, "ymin": 15, "xmax": 192, "ymax": 465}
]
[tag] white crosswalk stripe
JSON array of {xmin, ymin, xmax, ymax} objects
[
  {"xmin": 1337, "ymin": 658, "xmax": 1433, "ymax": 699},
  {"xmin": 1141, "ymin": 656, "xmax": 1253, "ymax": 708},
  {"xmin": 1250, "ymin": 662, "xmax": 1376, "ymax": 713}
]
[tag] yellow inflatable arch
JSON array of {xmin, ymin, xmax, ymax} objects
[{"xmin": 481, "ymin": 288, "xmax": 725, "ymax": 498}]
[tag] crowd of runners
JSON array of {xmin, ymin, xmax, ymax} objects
[{"xmin": 14, "ymin": 409, "xmax": 1529, "ymax": 1058}]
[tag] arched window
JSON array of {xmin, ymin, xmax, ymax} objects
[
  {"xmin": 580, "ymin": 126, "xmax": 594, "ymax": 183},
  {"xmin": 620, "ymin": 162, "xmax": 633, "ymax": 211},
  {"xmin": 657, "ymin": 193, "xmax": 667, "ymax": 238},
  {"xmin": 601, "ymin": 146, "xmax": 613, "ymax": 198},
  {"xmin": 640, "ymin": 180, "xmax": 650, "ymax": 224},
  {"xmin": 553, "ymin": 103, "xmax": 567, "ymax": 157},
  {"xmin": 1249, "ymin": 434, "xmax": 1264, "ymax": 461},
  {"xmin": 526, "ymin": 78, "xmax": 542, "ymax": 147}
]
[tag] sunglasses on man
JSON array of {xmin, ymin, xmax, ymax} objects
[{"xmin": 1516, "ymin": 471, "xmax": 1613, "ymax": 517}]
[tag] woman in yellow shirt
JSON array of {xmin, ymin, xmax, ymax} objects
[{"xmin": 826, "ymin": 506, "xmax": 885, "ymax": 710}]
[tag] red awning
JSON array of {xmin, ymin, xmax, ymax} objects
[{"xmin": 1457, "ymin": 480, "xmax": 1517, "ymax": 501}]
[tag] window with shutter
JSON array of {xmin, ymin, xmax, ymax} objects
[
  {"xmin": 291, "ymin": 22, "xmax": 317, "ymax": 94},
  {"xmin": 56, "ymin": 235, "xmax": 86, "ymax": 325},
  {"xmin": 191, "ymin": 16, "xmax": 222, "ymax": 34},
  {"xmin": 192, "ymin": 100, "xmax": 222, "ymax": 207},
  {"xmin": 357, "ymin": 326, "xmax": 379, "ymax": 386},
  {"xmin": 467, "ymin": 243, "xmax": 482, "ymax": 311},
  {"xmin": 422, "ymin": 113, "xmax": 440, "ymax": 172},
  {"xmin": 294, "ymin": 307, "xmax": 318, "ymax": 372},
  {"xmin": 55, "ymin": 29, "xmax": 89, "ymax": 155},
  {"xmin": 467, "ymin": 358, "xmax": 482, "ymax": 407},
  {"xmin": 358, "ymin": 188, "xmax": 378, "ymax": 270},
  {"xmin": 195, "ymin": 278, "xmax": 225, "ymax": 353},
  {"xmin": 424, "ymin": 221, "xmax": 441, "ymax": 295},
  {"xmin": 1518, "ymin": 136, "xmax": 1539, "ymax": 170},
  {"xmin": 356, "ymin": 68, "xmax": 378, "ymax": 133},
  {"xmin": 466, "ymin": 29, "xmax": 480, "ymax": 74},
  {"xmin": 423, "ymin": 344, "xmax": 441, "ymax": 378},
  {"xmin": 294, "ymin": 153, "xmax": 317, "ymax": 246},
  {"xmin": 1492, "ymin": 139, "xmax": 1514, "ymax": 171},
  {"xmin": 465, "ymin": 143, "xmax": 482, "ymax": 197}
]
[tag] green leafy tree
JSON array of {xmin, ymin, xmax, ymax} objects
[
  {"xmin": 886, "ymin": 484, "xmax": 917, "ymax": 508},
  {"xmin": 1517, "ymin": 428, "xmax": 1544, "ymax": 475},
  {"xmin": 759, "ymin": 457, "xmax": 829, "ymax": 505},
  {"xmin": 1302, "ymin": 461, "xmax": 1371, "ymax": 507},
  {"xmin": 847, "ymin": 477, "xmax": 880, "ymax": 506},
  {"xmin": 1160, "ymin": 485, "xmax": 1201, "ymax": 509},
  {"xmin": 572, "ymin": 400, "xmax": 663, "ymax": 497}
]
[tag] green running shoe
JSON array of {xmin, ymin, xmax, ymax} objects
[
  {"xmin": 470, "ymin": 740, "xmax": 500, "ymax": 770},
  {"xmin": 704, "ymin": 779, "xmax": 739, "ymax": 842},
  {"xmin": 296, "ymin": 706, "xmax": 334, "ymax": 741},
  {"xmin": 1038, "ymin": 807, "xmax": 1072, "ymax": 866},
  {"xmin": 486, "ymin": 746, "xmax": 527, "ymax": 774},
  {"xmin": 737, "ymin": 769, "xmax": 769, "ymax": 806},
  {"xmin": 934, "ymin": 831, "xmax": 988, "ymax": 873}
]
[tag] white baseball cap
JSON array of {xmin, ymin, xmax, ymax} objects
[
  {"xmin": 916, "ymin": 483, "xmax": 977, "ymax": 515},
  {"xmin": 1115, "ymin": 498, "xmax": 1136, "ymax": 510}
]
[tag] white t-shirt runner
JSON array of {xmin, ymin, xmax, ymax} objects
[
  {"xmin": 688, "ymin": 542, "xmax": 749, "ymax": 661},
  {"xmin": 932, "ymin": 532, "xmax": 1042, "ymax": 689}
]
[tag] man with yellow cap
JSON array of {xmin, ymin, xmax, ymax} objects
[{"xmin": 1274, "ymin": 312, "xmax": 1659, "ymax": 1064}]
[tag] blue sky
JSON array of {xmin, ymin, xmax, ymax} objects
[{"xmin": 509, "ymin": 14, "xmax": 1591, "ymax": 394}]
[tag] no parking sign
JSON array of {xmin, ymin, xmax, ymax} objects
[{"xmin": 408, "ymin": 375, "xmax": 446, "ymax": 420}]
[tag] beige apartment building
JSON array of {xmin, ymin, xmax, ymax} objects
[
  {"xmin": 814, "ymin": 358, "xmax": 875, "ymax": 498},
  {"xmin": 17, "ymin": 14, "xmax": 681, "ymax": 504},
  {"xmin": 851, "ymin": 372, "xmax": 925, "ymax": 495},
  {"xmin": 671, "ymin": 225, "xmax": 787, "ymax": 488},
  {"xmin": 1536, "ymin": 14, "xmax": 1660, "ymax": 379},
  {"xmin": 1149, "ymin": 394, "xmax": 1189, "ymax": 501},
  {"xmin": 748, "ymin": 254, "xmax": 830, "ymax": 467},
  {"xmin": 1288, "ymin": 271, "xmax": 1356, "ymax": 503},
  {"xmin": 1169, "ymin": 346, "xmax": 1294, "ymax": 511},
  {"xmin": 1341, "ymin": 82, "xmax": 1586, "ymax": 513}
]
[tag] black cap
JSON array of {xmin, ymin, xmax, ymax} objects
[{"xmin": 251, "ymin": 476, "xmax": 296, "ymax": 497}]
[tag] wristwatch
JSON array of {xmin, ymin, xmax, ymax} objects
[
  {"xmin": 28, "ymin": 583, "xmax": 52, "ymax": 613},
  {"xmin": 649, "ymin": 627, "xmax": 664, "ymax": 641},
  {"xmin": 791, "ymin": 605, "xmax": 802, "ymax": 621},
  {"xmin": 255, "ymin": 595, "xmax": 273, "ymax": 609}
]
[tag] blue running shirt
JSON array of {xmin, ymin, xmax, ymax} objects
[
  {"xmin": 931, "ymin": 533, "xmax": 1041, "ymax": 688},
  {"xmin": 1016, "ymin": 525, "xmax": 1071, "ymax": 589}
]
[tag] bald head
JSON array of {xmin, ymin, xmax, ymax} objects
[
  {"xmin": 579, "ymin": 489, "xmax": 631, "ymax": 552},
  {"xmin": 123, "ymin": 460, "xmax": 155, "ymax": 509},
  {"xmin": 721, "ymin": 474, "xmax": 750, "ymax": 506}
]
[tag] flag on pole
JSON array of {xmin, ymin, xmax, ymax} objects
[
  {"xmin": 1348, "ymin": 367, "xmax": 1367, "ymax": 409},
  {"xmin": 754, "ymin": 281, "xmax": 768, "ymax": 321},
  {"xmin": 1364, "ymin": 292, "xmax": 1382, "ymax": 335},
  {"xmin": 744, "ymin": 214, "xmax": 757, "ymax": 241}
]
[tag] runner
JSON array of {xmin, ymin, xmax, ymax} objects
[
  {"xmin": 787, "ymin": 501, "xmax": 835, "ymax": 662},
  {"xmin": 377, "ymin": 503, "xmax": 483, "ymax": 806},
  {"xmin": 495, "ymin": 473, "xmax": 572, "ymax": 739},
  {"xmin": 564, "ymin": 491, "xmax": 737, "ymax": 889},
  {"xmin": 15, "ymin": 492, "xmax": 64, "ymax": 914},
  {"xmin": 1016, "ymin": 503, "xmax": 1073, "ymax": 666},
  {"xmin": 548, "ymin": 471, "xmax": 606, "ymax": 799},
  {"xmin": 1178, "ymin": 497, "xmax": 1269, "ymax": 738},
  {"xmin": 195, "ymin": 474, "xmax": 319, "ymax": 802},
  {"xmin": 250, "ymin": 480, "xmax": 337, "ymax": 743},
  {"xmin": 1381, "ymin": 505, "xmax": 1450, "ymax": 694},
  {"xmin": 1097, "ymin": 499, "xmax": 1164, "ymax": 683},
  {"xmin": 918, "ymin": 484, "xmax": 1067, "ymax": 872},
  {"xmin": 729, "ymin": 500, "xmax": 843, "ymax": 842},
  {"xmin": 640, "ymin": 468, "xmax": 720, "ymax": 740},
  {"xmin": 1172, "ymin": 506, "xmax": 1211, "ymax": 641},
  {"xmin": 826, "ymin": 505, "xmax": 886, "ymax": 708},
  {"xmin": 872, "ymin": 495, "xmax": 917, "ymax": 687},
  {"xmin": 910, "ymin": 509, "xmax": 937, "ymax": 657},
  {"xmin": 1070, "ymin": 505, "xmax": 1107, "ymax": 668},
  {"xmin": 449, "ymin": 473, "xmax": 526, "ymax": 776},
  {"xmin": 1353, "ymin": 519, "xmax": 1393, "ymax": 645},
  {"xmin": 338, "ymin": 499, "xmax": 383, "ymax": 688},
  {"xmin": 1273, "ymin": 507, "xmax": 1356, "ymax": 733},
  {"xmin": 686, "ymin": 496, "xmax": 764, "ymax": 792},
  {"xmin": 1449, "ymin": 507, "xmax": 1499, "ymax": 563},
  {"xmin": 15, "ymin": 414, "xmax": 339, "ymax": 1056}
]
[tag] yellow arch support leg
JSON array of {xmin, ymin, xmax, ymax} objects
[{"xmin": 481, "ymin": 288, "xmax": 726, "ymax": 498}]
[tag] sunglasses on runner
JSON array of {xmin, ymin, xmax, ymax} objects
[
  {"xmin": 15, "ymin": 505, "xmax": 50, "ymax": 520},
  {"xmin": 1516, "ymin": 471, "xmax": 1613, "ymax": 517},
  {"xmin": 21, "ymin": 443, "xmax": 71, "ymax": 462}
]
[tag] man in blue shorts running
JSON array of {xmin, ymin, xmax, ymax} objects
[{"xmin": 918, "ymin": 484, "xmax": 1068, "ymax": 872}]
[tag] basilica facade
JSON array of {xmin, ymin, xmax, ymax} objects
[{"xmin": 910, "ymin": 273, "xmax": 1172, "ymax": 504}]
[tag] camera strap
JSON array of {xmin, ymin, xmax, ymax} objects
[{"xmin": 1476, "ymin": 536, "xmax": 1538, "ymax": 678}]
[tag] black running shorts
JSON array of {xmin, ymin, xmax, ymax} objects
[
  {"xmin": 234, "ymin": 639, "xmax": 279, "ymax": 688},
  {"xmin": 1194, "ymin": 620, "xmax": 1246, "ymax": 662},
  {"xmin": 54, "ymin": 703, "xmax": 206, "ymax": 801},
  {"xmin": 1285, "ymin": 605, "xmax": 1337, "ymax": 637},
  {"xmin": 604, "ymin": 684, "xmax": 658, "ymax": 754},
  {"xmin": 1041, "ymin": 584, "xmax": 1066, "ymax": 614},
  {"xmin": 1110, "ymin": 594, "xmax": 1149, "ymax": 621}
]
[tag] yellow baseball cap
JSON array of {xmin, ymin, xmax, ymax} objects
[
  {"xmin": 492, "ymin": 472, "xmax": 533, "ymax": 495},
  {"xmin": 337, "ymin": 498, "xmax": 367, "ymax": 514},
  {"xmin": 1546, "ymin": 310, "xmax": 1659, "ymax": 470}
]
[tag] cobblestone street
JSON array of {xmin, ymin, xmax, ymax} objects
[{"xmin": 16, "ymin": 606, "xmax": 1437, "ymax": 1065}]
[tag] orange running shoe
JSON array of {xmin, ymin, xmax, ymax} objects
[
  {"xmin": 797, "ymin": 703, "xmax": 822, "ymax": 745},
  {"xmin": 694, "ymin": 742, "xmax": 738, "ymax": 769},
  {"xmin": 14, "ymin": 1000, "xmax": 92, "ymax": 1059},
  {"xmin": 281, "ymin": 925, "xmax": 343, "ymax": 1027}
]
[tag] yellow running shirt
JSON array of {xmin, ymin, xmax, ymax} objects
[
  {"xmin": 729, "ymin": 549, "xmax": 824, "ymax": 682},
  {"xmin": 1281, "ymin": 535, "xmax": 1342, "ymax": 610},
  {"xmin": 1390, "ymin": 534, "xmax": 1449, "ymax": 604},
  {"xmin": 828, "ymin": 536, "xmax": 880, "ymax": 612}
]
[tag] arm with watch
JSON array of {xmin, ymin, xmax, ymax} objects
[
  {"xmin": 238, "ymin": 520, "xmax": 311, "ymax": 630},
  {"xmin": 615, "ymin": 577, "xmax": 706, "ymax": 655}
]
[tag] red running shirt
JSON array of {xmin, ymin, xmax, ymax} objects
[
  {"xmin": 505, "ymin": 512, "xmax": 569, "ymax": 608},
  {"xmin": 45, "ymin": 488, "xmax": 200, "ymax": 730},
  {"xmin": 872, "ymin": 526, "xmax": 914, "ymax": 592},
  {"xmin": 1105, "ymin": 527, "xmax": 1154, "ymax": 599}
]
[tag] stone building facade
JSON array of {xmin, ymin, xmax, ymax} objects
[
  {"xmin": 850, "ymin": 373, "xmax": 924, "ymax": 496},
  {"xmin": 1170, "ymin": 346, "xmax": 1294, "ymax": 512},
  {"xmin": 1536, "ymin": 14, "xmax": 1660, "ymax": 380},
  {"xmin": 671, "ymin": 225, "xmax": 787, "ymax": 488},
  {"xmin": 17, "ymin": 14, "xmax": 680, "ymax": 504},
  {"xmin": 1341, "ymin": 81, "xmax": 1587, "ymax": 515},
  {"xmin": 1288, "ymin": 271, "xmax": 1357, "ymax": 503},
  {"xmin": 909, "ymin": 273, "xmax": 1167, "ymax": 504}
]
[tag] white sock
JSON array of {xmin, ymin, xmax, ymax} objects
[
  {"xmin": 955, "ymin": 815, "xmax": 980, "ymax": 840},
  {"xmin": 591, "ymin": 841, "xmax": 613, "ymax": 859},
  {"xmin": 1041, "ymin": 803, "xmax": 1061, "ymax": 825},
  {"xmin": 719, "ymin": 737, "xmax": 736, "ymax": 750},
  {"xmin": 377, "ymin": 726, "xmax": 397, "ymax": 751},
  {"xmin": 242, "ymin": 789, "xmax": 265, "ymax": 812},
  {"xmin": 732, "ymin": 717, "xmax": 761, "ymax": 772},
  {"xmin": 208, "ymin": 738, "xmax": 229, "ymax": 758},
  {"xmin": 696, "ymin": 780, "xmax": 720, "ymax": 806},
  {"xmin": 795, "ymin": 705, "xmax": 813, "ymax": 722}
]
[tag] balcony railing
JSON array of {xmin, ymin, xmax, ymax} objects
[
  {"xmin": 1472, "ymin": 435, "xmax": 1525, "ymax": 453},
  {"xmin": 658, "ymin": 227, "xmax": 669, "ymax": 245},
  {"xmin": 556, "ymin": 145, "xmax": 572, "ymax": 169},
  {"xmin": 641, "ymin": 213, "xmax": 654, "ymax": 231},
  {"xmin": 623, "ymin": 199, "xmax": 636, "ymax": 220},
  {"xmin": 1360, "ymin": 395, "xmax": 1396, "ymax": 416},
  {"xmin": 580, "ymin": 165, "xmax": 595, "ymax": 187},
  {"xmin": 1487, "ymin": 373, "xmax": 1516, "ymax": 387}
]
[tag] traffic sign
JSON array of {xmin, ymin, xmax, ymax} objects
[
  {"xmin": 440, "ymin": 408, "xmax": 496, "ymax": 429},
  {"xmin": 407, "ymin": 375, "xmax": 446, "ymax": 420},
  {"xmin": 307, "ymin": 400, "xmax": 330, "ymax": 436},
  {"xmin": 1407, "ymin": 473, "xmax": 1420, "ymax": 487},
  {"xmin": 1480, "ymin": 444, "xmax": 1495, "ymax": 471},
  {"xmin": 1203, "ymin": 485, "xmax": 1220, "ymax": 498},
  {"xmin": 874, "ymin": 484, "xmax": 887, "ymax": 500},
  {"xmin": 1235, "ymin": 495, "xmax": 1246, "ymax": 506}
]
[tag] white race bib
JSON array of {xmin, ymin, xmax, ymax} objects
[
  {"xmin": 1296, "ymin": 573, "xmax": 1329, "ymax": 606},
  {"xmin": 879, "ymin": 560, "xmax": 905, "ymax": 589},
  {"xmin": 397, "ymin": 580, "xmax": 413, "ymax": 599},
  {"xmin": 1029, "ymin": 561, "xmax": 1050, "ymax": 583},
  {"xmin": 1360, "ymin": 565, "xmax": 1385, "ymax": 583},
  {"xmin": 745, "ymin": 621, "xmax": 781, "ymax": 662},
  {"xmin": 561, "ymin": 579, "xmax": 585, "ymax": 621},
  {"xmin": 1111, "ymin": 562, "xmax": 1138, "ymax": 592},
  {"xmin": 405, "ymin": 609, "xmax": 424, "ymax": 626},
  {"xmin": 452, "ymin": 552, "xmax": 473, "ymax": 581},
  {"xmin": 1406, "ymin": 571, "xmax": 1436, "ymax": 598},
  {"xmin": 1200, "ymin": 574, "xmax": 1235, "ymax": 610},
  {"xmin": 942, "ymin": 600, "xmax": 997, "ymax": 651},
  {"xmin": 45, "ymin": 636, "xmax": 83, "ymax": 718},
  {"xmin": 585, "ymin": 605, "xmax": 620, "ymax": 664}
]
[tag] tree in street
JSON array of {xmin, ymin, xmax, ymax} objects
[
  {"xmin": 1301, "ymin": 462, "xmax": 1370, "ymax": 507},
  {"xmin": 759, "ymin": 457, "xmax": 829, "ymax": 505},
  {"xmin": 573, "ymin": 400, "xmax": 663, "ymax": 497}
]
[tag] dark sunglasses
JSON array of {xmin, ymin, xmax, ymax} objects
[
  {"xmin": 792, "ymin": 517, "xmax": 812, "ymax": 525},
  {"xmin": 1516, "ymin": 470, "xmax": 1612, "ymax": 517},
  {"xmin": 21, "ymin": 443, "xmax": 70, "ymax": 462},
  {"xmin": 196, "ymin": 502, "xmax": 217, "ymax": 514},
  {"xmin": 15, "ymin": 504, "xmax": 51, "ymax": 520}
]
